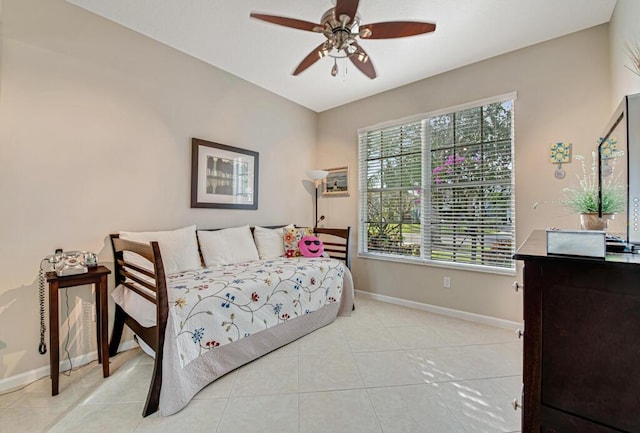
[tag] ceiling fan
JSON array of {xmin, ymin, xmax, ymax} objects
[{"xmin": 250, "ymin": 0, "xmax": 436, "ymax": 79}]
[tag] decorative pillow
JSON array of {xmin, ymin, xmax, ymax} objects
[
  {"xmin": 298, "ymin": 235, "xmax": 324, "ymax": 257},
  {"xmin": 197, "ymin": 225, "xmax": 260, "ymax": 267},
  {"xmin": 120, "ymin": 225, "xmax": 201, "ymax": 275},
  {"xmin": 283, "ymin": 226, "xmax": 314, "ymax": 258},
  {"xmin": 253, "ymin": 226, "xmax": 287, "ymax": 259}
]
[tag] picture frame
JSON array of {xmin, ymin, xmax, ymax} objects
[
  {"xmin": 191, "ymin": 138, "xmax": 259, "ymax": 209},
  {"xmin": 322, "ymin": 166, "xmax": 349, "ymax": 196}
]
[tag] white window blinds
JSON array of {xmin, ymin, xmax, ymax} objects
[
  {"xmin": 358, "ymin": 96, "xmax": 515, "ymax": 272},
  {"xmin": 360, "ymin": 120, "xmax": 424, "ymax": 257}
]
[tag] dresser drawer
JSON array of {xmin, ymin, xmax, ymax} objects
[{"xmin": 542, "ymin": 405, "xmax": 624, "ymax": 433}]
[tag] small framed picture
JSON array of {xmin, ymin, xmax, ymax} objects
[{"xmin": 323, "ymin": 166, "xmax": 349, "ymax": 196}]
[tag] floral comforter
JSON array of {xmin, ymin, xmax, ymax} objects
[{"xmin": 166, "ymin": 256, "xmax": 345, "ymax": 368}]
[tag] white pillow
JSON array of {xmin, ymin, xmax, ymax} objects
[
  {"xmin": 119, "ymin": 225, "xmax": 201, "ymax": 275},
  {"xmin": 197, "ymin": 225, "xmax": 260, "ymax": 267},
  {"xmin": 253, "ymin": 226, "xmax": 286, "ymax": 259}
]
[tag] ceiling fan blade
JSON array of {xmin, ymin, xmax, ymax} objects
[
  {"xmin": 293, "ymin": 43, "xmax": 327, "ymax": 75},
  {"xmin": 360, "ymin": 21, "xmax": 436, "ymax": 39},
  {"xmin": 250, "ymin": 13, "xmax": 321, "ymax": 32},
  {"xmin": 335, "ymin": 0, "xmax": 360, "ymax": 23},
  {"xmin": 349, "ymin": 44, "xmax": 376, "ymax": 79}
]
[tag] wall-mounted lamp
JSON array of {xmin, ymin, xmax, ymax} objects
[
  {"xmin": 306, "ymin": 169, "xmax": 329, "ymax": 229},
  {"xmin": 550, "ymin": 142, "xmax": 572, "ymax": 179}
]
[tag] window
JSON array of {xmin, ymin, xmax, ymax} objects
[{"xmin": 358, "ymin": 94, "xmax": 515, "ymax": 272}]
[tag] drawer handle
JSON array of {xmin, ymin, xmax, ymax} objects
[
  {"xmin": 516, "ymin": 329, "xmax": 524, "ymax": 339},
  {"xmin": 512, "ymin": 398, "xmax": 521, "ymax": 411},
  {"xmin": 512, "ymin": 281, "xmax": 523, "ymax": 292}
]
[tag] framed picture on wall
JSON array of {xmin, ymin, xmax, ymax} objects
[
  {"xmin": 323, "ymin": 166, "xmax": 349, "ymax": 196},
  {"xmin": 191, "ymin": 138, "xmax": 259, "ymax": 209}
]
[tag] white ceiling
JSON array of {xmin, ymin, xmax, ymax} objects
[{"xmin": 66, "ymin": 0, "xmax": 616, "ymax": 112}]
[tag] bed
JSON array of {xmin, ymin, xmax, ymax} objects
[{"xmin": 108, "ymin": 226, "xmax": 353, "ymax": 416}]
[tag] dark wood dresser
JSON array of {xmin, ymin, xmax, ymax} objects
[{"xmin": 514, "ymin": 230, "xmax": 640, "ymax": 433}]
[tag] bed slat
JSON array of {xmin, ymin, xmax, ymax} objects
[
  {"xmin": 120, "ymin": 269, "xmax": 157, "ymax": 292},
  {"xmin": 116, "ymin": 258, "xmax": 156, "ymax": 279},
  {"xmin": 122, "ymin": 281, "xmax": 157, "ymax": 304}
]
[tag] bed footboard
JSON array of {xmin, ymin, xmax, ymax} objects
[{"xmin": 109, "ymin": 235, "xmax": 169, "ymax": 417}]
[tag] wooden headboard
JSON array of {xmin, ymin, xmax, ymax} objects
[{"xmin": 314, "ymin": 227, "xmax": 351, "ymax": 269}]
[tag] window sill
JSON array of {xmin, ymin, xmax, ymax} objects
[{"xmin": 357, "ymin": 252, "xmax": 516, "ymax": 276}]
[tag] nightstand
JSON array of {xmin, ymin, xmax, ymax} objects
[{"xmin": 45, "ymin": 265, "xmax": 111, "ymax": 396}]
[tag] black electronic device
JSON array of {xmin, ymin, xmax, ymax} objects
[{"xmin": 598, "ymin": 93, "xmax": 640, "ymax": 249}]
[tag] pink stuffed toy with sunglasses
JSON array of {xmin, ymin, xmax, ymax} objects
[{"xmin": 298, "ymin": 235, "xmax": 324, "ymax": 257}]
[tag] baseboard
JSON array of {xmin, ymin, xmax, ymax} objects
[
  {"xmin": 0, "ymin": 339, "xmax": 139, "ymax": 393},
  {"xmin": 355, "ymin": 289, "xmax": 522, "ymax": 331}
]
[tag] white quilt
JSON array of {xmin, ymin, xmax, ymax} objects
[{"xmin": 165, "ymin": 256, "xmax": 346, "ymax": 368}]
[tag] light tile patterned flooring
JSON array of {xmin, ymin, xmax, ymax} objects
[{"xmin": 0, "ymin": 297, "xmax": 523, "ymax": 433}]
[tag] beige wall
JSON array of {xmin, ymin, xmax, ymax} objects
[
  {"xmin": 0, "ymin": 0, "xmax": 317, "ymax": 381},
  {"xmin": 317, "ymin": 25, "xmax": 612, "ymax": 323},
  {"xmin": 609, "ymin": 0, "xmax": 640, "ymax": 107}
]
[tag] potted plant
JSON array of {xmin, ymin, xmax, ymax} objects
[{"xmin": 562, "ymin": 152, "xmax": 625, "ymax": 230}]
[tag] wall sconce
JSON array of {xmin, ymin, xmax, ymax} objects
[
  {"xmin": 306, "ymin": 169, "xmax": 329, "ymax": 229},
  {"xmin": 550, "ymin": 142, "xmax": 572, "ymax": 179}
]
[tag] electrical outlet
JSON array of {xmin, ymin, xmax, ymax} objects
[{"xmin": 443, "ymin": 276, "xmax": 451, "ymax": 288}]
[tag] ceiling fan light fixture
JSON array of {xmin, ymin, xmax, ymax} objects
[
  {"xmin": 331, "ymin": 59, "xmax": 338, "ymax": 77},
  {"xmin": 359, "ymin": 27, "xmax": 372, "ymax": 39}
]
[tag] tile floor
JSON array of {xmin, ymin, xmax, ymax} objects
[{"xmin": 0, "ymin": 297, "xmax": 523, "ymax": 433}]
